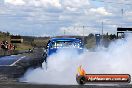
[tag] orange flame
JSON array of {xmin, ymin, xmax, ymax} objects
[{"xmin": 78, "ymin": 65, "xmax": 86, "ymax": 76}]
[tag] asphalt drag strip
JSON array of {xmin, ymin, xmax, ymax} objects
[{"xmin": 0, "ymin": 48, "xmax": 45, "ymax": 78}]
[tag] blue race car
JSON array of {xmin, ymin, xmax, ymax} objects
[
  {"xmin": 43, "ymin": 38, "xmax": 83, "ymax": 69},
  {"xmin": 46, "ymin": 38, "xmax": 83, "ymax": 56}
]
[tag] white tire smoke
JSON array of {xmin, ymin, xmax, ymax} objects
[{"xmin": 20, "ymin": 35, "xmax": 132, "ymax": 84}]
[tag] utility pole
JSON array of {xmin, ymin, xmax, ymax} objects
[
  {"xmin": 120, "ymin": 9, "xmax": 124, "ymax": 28},
  {"xmin": 83, "ymin": 26, "xmax": 85, "ymax": 37},
  {"xmin": 121, "ymin": 8, "xmax": 124, "ymax": 16},
  {"xmin": 101, "ymin": 21, "xmax": 104, "ymax": 46},
  {"xmin": 82, "ymin": 26, "xmax": 85, "ymax": 44},
  {"xmin": 102, "ymin": 21, "xmax": 104, "ymax": 39},
  {"xmin": 64, "ymin": 29, "xmax": 66, "ymax": 35},
  {"xmin": 74, "ymin": 25, "xmax": 89, "ymax": 43},
  {"xmin": 121, "ymin": 8, "xmax": 125, "ymax": 37}
]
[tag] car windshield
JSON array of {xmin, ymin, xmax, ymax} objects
[{"xmin": 51, "ymin": 41, "xmax": 81, "ymax": 48}]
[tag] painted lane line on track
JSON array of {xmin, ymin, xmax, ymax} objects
[{"xmin": 10, "ymin": 56, "xmax": 26, "ymax": 66}]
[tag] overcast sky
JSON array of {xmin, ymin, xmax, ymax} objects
[{"xmin": 0, "ymin": 0, "xmax": 132, "ymax": 36}]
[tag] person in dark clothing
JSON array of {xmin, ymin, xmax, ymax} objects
[{"xmin": 1, "ymin": 41, "xmax": 9, "ymax": 55}]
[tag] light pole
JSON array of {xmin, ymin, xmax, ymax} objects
[
  {"xmin": 64, "ymin": 29, "xmax": 66, "ymax": 35},
  {"xmin": 102, "ymin": 21, "xmax": 104, "ymax": 39},
  {"xmin": 82, "ymin": 26, "xmax": 85, "ymax": 44}
]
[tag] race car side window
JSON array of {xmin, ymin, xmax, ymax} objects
[{"xmin": 51, "ymin": 42, "xmax": 57, "ymax": 49}]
